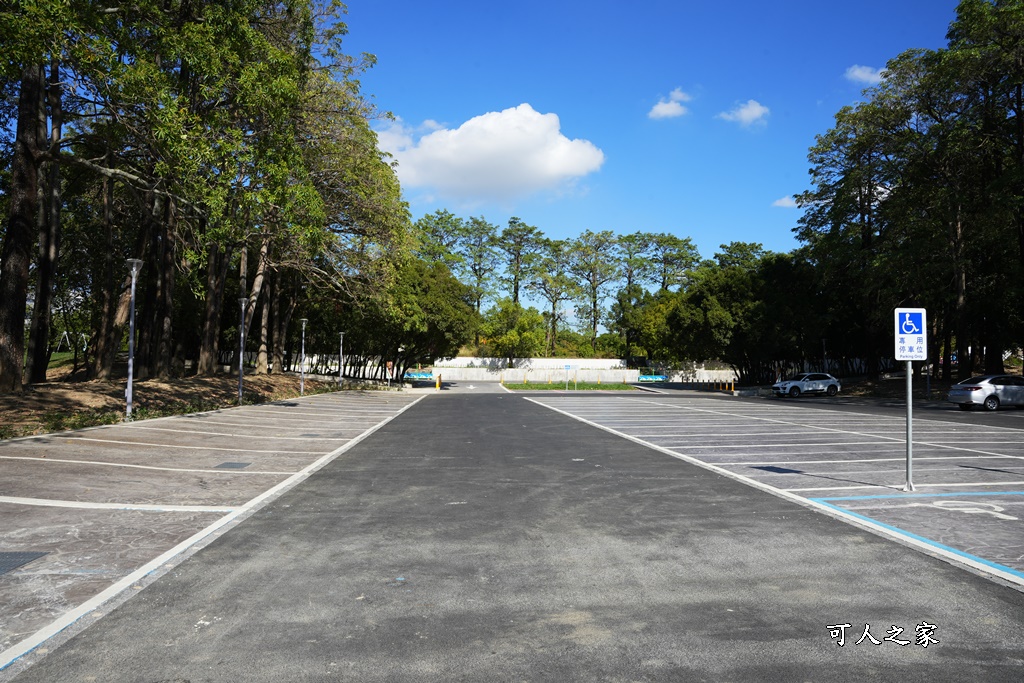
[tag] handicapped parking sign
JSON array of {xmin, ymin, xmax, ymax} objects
[{"xmin": 894, "ymin": 308, "xmax": 927, "ymax": 361}]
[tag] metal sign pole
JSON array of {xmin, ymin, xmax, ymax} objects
[
  {"xmin": 904, "ymin": 360, "xmax": 914, "ymax": 491},
  {"xmin": 895, "ymin": 307, "xmax": 925, "ymax": 493},
  {"xmin": 300, "ymin": 318, "xmax": 307, "ymax": 395},
  {"xmin": 125, "ymin": 259, "xmax": 143, "ymax": 418},
  {"xmin": 238, "ymin": 298, "xmax": 246, "ymax": 404}
]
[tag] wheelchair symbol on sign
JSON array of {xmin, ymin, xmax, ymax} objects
[{"xmin": 901, "ymin": 313, "xmax": 921, "ymax": 335}]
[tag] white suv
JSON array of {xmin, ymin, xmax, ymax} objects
[{"xmin": 772, "ymin": 373, "xmax": 841, "ymax": 398}]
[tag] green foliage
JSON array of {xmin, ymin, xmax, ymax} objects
[
  {"xmin": 480, "ymin": 299, "xmax": 546, "ymax": 362},
  {"xmin": 567, "ymin": 229, "xmax": 619, "ymax": 353},
  {"xmin": 414, "ymin": 210, "xmax": 465, "ymax": 273},
  {"xmin": 794, "ymin": 0, "xmax": 1024, "ymax": 378},
  {"xmin": 459, "ymin": 216, "xmax": 501, "ymax": 314},
  {"xmin": 529, "ymin": 239, "xmax": 580, "ymax": 354},
  {"xmin": 498, "ymin": 217, "xmax": 543, "ymax": 303}
]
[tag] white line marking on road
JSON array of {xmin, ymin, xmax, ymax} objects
[
  {"xmin": 126, "ymin": 426, "xmax": 350, "ymax": 441},
  {"xmin": 0, "ymin": 455, "xmax": 293, "ymax": 476},
  {"xmin": 786, "ymin": 480, "xmax": 1024, "ymax": 493},
  {"xmin": 51, "ymin": 436, "xmax": 321, "ymax": 454},
  {"xmin": 0, "ymin": 496, "xmax": 237, "ymax": 513},
  {"xmin": 155, "ymin": 418, "xmax": 368, "ymax": 431},
  {"xmin": 714, "ymin": 455, "xmax": 1011, "ymax": 466},
  {"xmin": 662, "ymin": 441, "xmax": 885, "ymax": 449}
]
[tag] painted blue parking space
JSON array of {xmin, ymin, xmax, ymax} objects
[
  {"xmin": 813, "ymin": 492, "xmax": 1024, "ymax": 582},
  {"xmin": 526, "ymin": 393, "xmax": 1024, "ymax": 589}
]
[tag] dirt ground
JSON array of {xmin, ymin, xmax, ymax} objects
[{"xmin": 0, "ymin": 367, "xmax": 338, "ymax": 439}]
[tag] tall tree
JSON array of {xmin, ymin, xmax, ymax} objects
[
  {"xmin": 414, "ymin": 209, "xmax": 465, "ymax": 273},
  {"xmin": 617, "ymin": 232, "xmax": 655, "ymax": 290},
  {"xmin": 566, "ymin": 229, "xmax": 618, "ymax": 353},
  {"xmin": 457, "ymin": 216, "xmax": 500, "ymax": 318},
  {"xmin": 481, "ymin": 299, "xmax": 546, "ymax": 366},
  {"xmin": 497, "ymin": 216, "xmax": 543, "ymax": 304},
  {"xmin": 649, "ymin": 233, "xmax": 700, "ymax": 291},
  {"xmin": 528, "ymin": 239, "xmax": 580, "ymax": 355}
]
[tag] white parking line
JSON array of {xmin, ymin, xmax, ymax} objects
[
  {"xmin": 181, "ymin": 414, "xmax": 350, "ymax": 424},
  {"xmin": 787, "ymin": 480, "xmax": 1024, "ymax": 493},
  {"xmin": 714, "ymin": 455, "xmax": 1013, "ymax": 466},
  {"xmin": 163, "ymin": 418, "xmax": 370, "ymax": 431},
  {"xmin": 0, "ymin": 496, "xmax": 237, "ymax": 513},
  {"xmin": 0, "ymin": 455, "xmax": 294, "ymax": 476},
  {"xmin": 126, "ymin": 426, "xmax": 350, "ymax": 441},
  {"xmin": 52, "ymin": 436, "xmax": 321, "ymax": 454}
]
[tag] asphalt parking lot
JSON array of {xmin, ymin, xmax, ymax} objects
[
  {"xmin": 527, "ymin": 391, "xmax": 1024, "ymax": 586},
  {"xmin": 2, "ymin": 388, "xmax": 1024, "ymax": 681},
  {"xmin": 0, "ymin": 390, "xmax": 423, "ymax": 672}
]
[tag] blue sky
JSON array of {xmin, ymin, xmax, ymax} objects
[{"xmin": 341, "ymin": 0, "xmax": 962, "ymax": 261}]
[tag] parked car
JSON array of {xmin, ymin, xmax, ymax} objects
[
  {"xmin": 772, "ymin": 373, "xmax": 841, "ymax": 398},
  {"xmin": 946, "ymin": 375, "xmax": 1024, "ymax": 411}
]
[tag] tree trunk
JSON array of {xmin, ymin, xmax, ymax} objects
[
  {"xmin": 26, "ymin": 58, "xmax": 62, "ymax": 384},
  {"xmin": 256, "ymin": 275, "xmax": 271, "ymax": 374},
  {"xmin": 137, "ymin": 190, "xmax": 167, "ymax": 380},
  {"xmin": 156, "ymin": 197, "xmax": 176, "ymax": 378},
  {"xmin": 272, "ymin": 276, "xmax": 297, "ymax": 374},
  {"xmin": 197, "ymin": 240, "xmax": 233, "ymax": 375},
  {"xmin": 243, "ymin": 236, "xmax": 269, "ymax": 339},
  {"xmin": 0, "ymin": 64, "xmax": 44, "ymax": 393},
  {"xmin": 91, "ymin": 157, "xmax": 117, "ymax": 378}
]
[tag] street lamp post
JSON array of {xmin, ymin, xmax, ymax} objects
[
  {"xmin": 125, "ymin": 259, "xmax": 143, "ymax": 418},
  {"xmin": 300, "ymin": 318, "xmax": 308, "ymax": 395},
  {"xmin": 339, "ymin": 331, "xmax": 345, "ymax": 387},
  {"xmin": 238, "ymin": 297, "xmax": 247, "ymax": 404}
]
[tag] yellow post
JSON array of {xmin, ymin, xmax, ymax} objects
[
  {"xmin": 436, "ymin": 374, "xmax": 441, "ymax": 390},
  {"xmin": 597, "ymin": 373, "xmax": 601, "ymax": 385}
]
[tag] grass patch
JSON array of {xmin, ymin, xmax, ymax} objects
[
  {"xmin": 506, "ymin": 381, "xmax": 636, "ymax": 391},
  {"xmin": 40, "ymin": 408, "xmax": 123, "ymax": 433}
]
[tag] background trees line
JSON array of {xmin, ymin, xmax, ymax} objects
[
  {"xmin": 3, "ymin": 0, "xmax": 1023, "ymax": 392},
  {"xmin": 411, "ymin": 209, "xmax": 702, "ymax": 362}
]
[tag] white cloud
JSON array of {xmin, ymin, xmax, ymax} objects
[
  {"xmin": 648, "ymin": 88, "xmax": 692, "ymax": 119},
  {"xmin": 772, "ymin": 196, "xmax": 798, "ymax": 208},
  {"xmin": 376, "ymin": 104, "xmax": 605, "ymax": 203},
  {"xmin": 716, "ymin": 99, "xmax": 770, "ymax": 127},
  {"xmin": 845, "ymin": 64, "xmax": 885, "ymax": 85}
]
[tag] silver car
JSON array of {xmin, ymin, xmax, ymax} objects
[
  {"xmin": 771, "ymin": 372, "xmax": 841, "ymax": 398},
  {"xmin": 947, "ymin": 375, "xmax": 1024, "ymax": 411}
]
